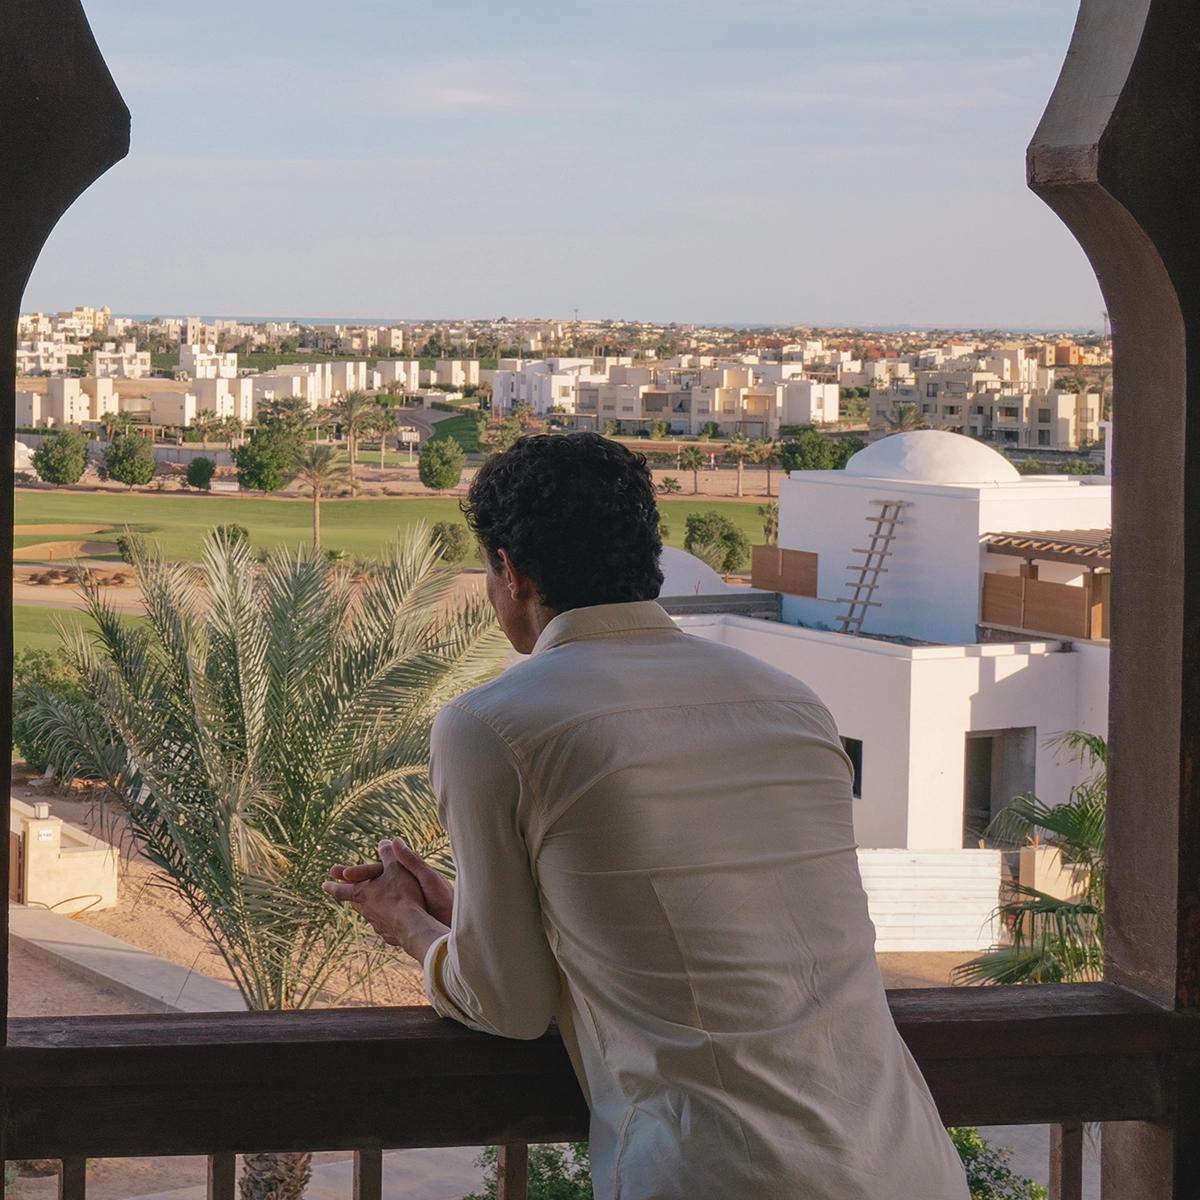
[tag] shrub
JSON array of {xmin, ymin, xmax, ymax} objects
[
  {"xmin": 187, "ymin": 456, "xmax": 216, "ymax": 490},
  {"xmin": 104, "ymin": 432, "xmax": 157, "ymax": 488},
  {"xmin": 949, "ymin": 1127, "xmax": 1048, "ymax": 1200},
  {"xmin": 465, "ymin": 1144, "xmax": 593, "ymax": 1200},
  {"xmin": 32, "ymin": 429, "xmax": 89, "ymax": 485},
  {"xmin": 115, "ymin": 531, "xmax": 148, "ymax": 564},
  {"xmin": 235, "ymin": 430, "xmax": 293, "ymax": 492},
  {"xmin": 419, "ymin": 436, "xmax": 465, "ymax": 490},
  {"xmin": 684, "ymin": 510, "xmax": 750, "ymax": 573},
  {"xmin": 214, "ymin": 523, "xmax": 250, "ymax": 549},
  {"xmin": 780, "ymin": 427, "xmax": 863, "ymax": 472},
  {"xmin": 603, "ymin": 419, "xmax": 621, "ymax": 437},
  {"xmin": 698, "ymin": 421, "xmax": 721, "ymax": 439},
  {"xmin": 431, "ymin": 521, "xmax": 471, "ymax": 562},
  {"xmin": 12, "ymin": 648, "xmax": 91, "ymax": 774}
]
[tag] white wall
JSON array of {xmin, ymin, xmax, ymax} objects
[{"xmin": 675, "ymin": 614, "xmax": 1107, "ymax": 850}]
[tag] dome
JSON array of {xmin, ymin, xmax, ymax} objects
[
  {"xmin": 843, "ymin": 431, "xmax": 1020, "ymax": 484},
  {"xmin": 658, "ymin": 546, "xmax": 736, "ymax": 597}
]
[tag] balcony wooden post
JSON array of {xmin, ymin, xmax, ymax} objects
[
  {"xmin": 58, "ymin": 1157, "xmax": 86, "ymax": 1200},
  {"xmin": 207, "ymin": 1153, "xmax": 236, "ymax": 1200},
  {"xmin": 1049, "ymin": 1123, "xmax": 1083, "ymax": 1200},
  {"xmin": 353, "ymin": 1148, "xmax": 382, "ymax": 1200},
  {"xmin": 1028, "ymin": 0, "xmax": 1200, "ymax": 1194},
  {"xmin": 496, "ymin": 1143, "xmax": 528, "ymax": 1200}
]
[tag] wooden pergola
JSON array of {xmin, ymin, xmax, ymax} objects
[
  {"xmin": 2, "ymin": 1, "xmax": 1199, "ymax": 1197},
  {"xmin": 984, "ymin": 530, "xmax": 1112, "ymax": 568}
]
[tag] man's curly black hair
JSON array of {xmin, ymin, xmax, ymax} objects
[{"xmin": 461, "ymin": 432, "xmax": 664, "ymax": 613}]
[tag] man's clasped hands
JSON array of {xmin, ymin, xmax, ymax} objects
[{"xmin": 323, "ymin": 838, "xmax": 453, "ymax": 965}]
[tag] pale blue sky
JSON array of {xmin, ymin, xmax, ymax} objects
[{"xmin": 24, "ymin": 0, "xmax": 1104, "ymax": 330}]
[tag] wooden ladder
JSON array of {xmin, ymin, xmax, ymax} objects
[{"xmin": 837, "ymin": 500, "xmax": 910, "ymax": 635}]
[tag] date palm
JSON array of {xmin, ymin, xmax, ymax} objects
[
  {"xmin": 756, "ymin": 438, "xmax": 781, "ymax": 496},
  {"xmin": 723, "ymin": 434, "xmax": 754, "ymax": 497},
  {"xmin": 193, "ymin": 408, "xmax": 222, "ymax": 450},
  {"xmin": 678, "ymin": 445, "xmax": 705, "ymax": 494},
  {"xmin": 28, "ymin": 526, "xmax": 508, "ymax": 1200},
  {"xmin": 375, "ymin": 404, "xmax": 399, "ymax": 469},
  {"xmin": 293, "ymin": 443, "xmax": 350, "ymax": 550},
  {"xmin": 332, "ymin": 391, "xmax": 378, "ymax": 482},
  {"xmin": 882, "ymin": 403, "xmax": 929, "ymax": 434},
  {"xmin": 953, "ymin": 732, "xmax": 1106, "ymax": 986}
]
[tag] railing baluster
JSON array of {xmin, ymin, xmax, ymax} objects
[
  {"xmin": 496, "ymin": 1143, "xmax": 528, "ymax": 1200},
  {"xmin": 207, "ymin": 1153, "xmax": 236, "ymax": 1200},
  {"xmin": 1049, "ymin": 1121, "xmax": 1083, "ymax": 1200},
  {"xmin": 353, "ymin": 1148, "xmax": 383, "ymax": 1200},
  {"xmin": 58, "ymin": 1157, "xmax": 86, "ymax": 1200}
]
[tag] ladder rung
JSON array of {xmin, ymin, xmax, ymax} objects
[
  {"xmin": 834, "ymin": 599, "xmax": 882, "ymax": 608},
  {"xmin": 845, "ymin": 566, "xmax": 888, "ymax": 573},
  {"xmin": 852, "ymin": 549, "xmax": 893, "ymax": 556},
  {"xmin": 864, "ymin": 515, "xmax": 905, "ymax": 522}
]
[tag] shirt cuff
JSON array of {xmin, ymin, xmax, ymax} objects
[{"xmin": 422, "ymin": 932, "xmax": 452, "ymax": 1009}]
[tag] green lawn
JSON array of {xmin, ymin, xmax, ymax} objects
[
  {"xmin": 425, "ymin": 413, "xmax": 484, "ymax": 453},
  {"xmin": 13, "ymin": 491, "xmax": 770, "ymax": 565}
]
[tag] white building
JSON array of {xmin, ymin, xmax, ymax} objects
[
  {"xmin": 376, "ymin": 360, "xmax": 420, "ymax": 391},
  {"xmin": 17, "ymin": 378, "xmax": 117, "ymax": 427},
  {"xmin": 93, "ymin": 341, "xmax": 151, "ymax": 379},
  {"xmin": 179, "ymin": 345, "xmax": 237, "ymax": 380},
  {"xmin": 192, "ymin": 377, "xmax": 254, "ymax": 423},
  {"xmin": 433, "ymin": 360, "xmax": 481, "ymax": 388},
  {"xmin": 16, "ymin": 341, "xmax": 75, "ymax": 375},
  {"xmin": 330, "ymin": 360, "xmax": 367, "ymax": 396},
  {"xmin": 377, "ymin": 328, "xmax": 406, "ymax": 353},
  {"xmin": 149, "ymin": 391, "xmax": 199, "ymax": 427}
]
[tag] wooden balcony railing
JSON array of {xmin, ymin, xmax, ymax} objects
[
  {"xmin": 5, "ymin": 983, "xmax": 1195, "ymax": 1200},
  {"xmin": 980, "ymin": 572, "xmax": 1106, "ymax": 641}
]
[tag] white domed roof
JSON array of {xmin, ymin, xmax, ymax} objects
[
  {"xmin": 843, "ymin": 431, "xmax": 1020, "ymax": 484},
  {"xmin": 658, "ymin": 546, "xmax": 736, "ymax": 596}
]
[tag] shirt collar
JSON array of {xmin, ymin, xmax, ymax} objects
[{"xmin": 530, "ymin": 600, "xmax": 678, "ymax": 656}]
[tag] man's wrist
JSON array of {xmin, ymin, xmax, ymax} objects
[{"xmin": 398, "ymin": 904, "xmax": 450, "ymax": 964}]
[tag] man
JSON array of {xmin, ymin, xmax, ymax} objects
[{"xmin": 325, "ymin": 432, "xmax": 968, "ymax": 1199}]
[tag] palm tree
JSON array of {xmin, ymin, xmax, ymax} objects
[
  {"xmin": 953, "ymin": 732, "xmax": 1106, "ymax": 986},
  {"xmin": 756, "ymin": 438, "xmax": 781, "ymax": 496},
  {"xmin": 193, "ymin": 409, "xmax": 222, "ymax": 450},
  {"xmin": 881, "ymin": 403, "xmax": 929, "ymax": 434},
  {"xmin": 758, "ymin": 501, "xmax": 779, "ymax": 546},
  {"xmin": 374, "ymin": 405, "xmax": 399, "ymax": 470},
  {"xmin": 332, "ymin": 391, "xmax": 378, "ymax": 482},
  {"xmin": 723, "ymin": 434, "xmax": 754, "ymax": 497},
  {"xmin": 293, "ymin": 443, "xmax": 351, "ymax": 551},
  {"xmin": 678, "ymin": 445, "xmax": 705, "ymax": 494},
  {"xmin": 28, "ymin": 527, "xmax": 508, "ymax": 1200},
  {"xmin": 99, "ymin": 410, "xmax": 133, "ymax": 442},
  {"xmin": 221, "ymin": 415, "xmax": 245, "ymax": 450}
]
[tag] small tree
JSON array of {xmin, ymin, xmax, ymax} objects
[
  {"xmin": 431, "ymin": 521, "xmax": 471, "ymax": 562},
  {"xmin": 881, "ymin": 403, "xmax": 929, "ymax": 434},
  {"xmin": 659, "ymin": 476, "xmax": 682, "ymax": 494},
  {"xmin": 292, "ymin": 443, "xmax": 350, "ymax": 550},
  {"xmin": 948, "ymin": 1128, "xmax": 1047, "ymax": 1200},
  {"xmin": 684, "ymin": 510, "xmax": 750, "ymax": 573},
  {"xmin": 187, "ymin": 456, "xmax": 216, "ymax": 490},
  {"xmin": 780, "ymin": 426, "xmax": 834, "ymax": 471},
  {"xmin": 213, "ymin": 524, "xmax": 249, "ymax": 549},
  {"xmin": 332, "ymin": 391, "xmax": 377, "ymax": 482},
  {"xmin": 604, "ymin": 419, "xmax": 621, "ymax": 437},
  {"xmin": 756, "ymin": 438, "xmax": 781, "ymax": 496},
  {"xmin": 115, "ymin": 531, "xmax": 148, "ymax": 564},
  {"xmin": 192, "ymin": 409, "xmax": 221, "ymax": 449},
  {"xmin": 651, "ymin": 420, "xmax": 671, "ymax": 439},
  {"xmin": 678, "ymin": 445, "xmax": 705, "ymax": 494},
  {"xmin": 484, "ymin": 418, "xmax": 522, "ymax": 454},
  {"xmin": 105, "ymin": 431, "xmax": 157, "ymax": 488},
  {"xmin": 758, "ymin": 501, "xmax": 779, "ymax": 545},
  {"xmin": 419, "ymin": 437, "xmax": 465, "ymax": 491},
  {"xmin": 33, "ymin": 428, "xmax": 89, "ymax": 485},
  {"xmin": 235, "ymin": 430, "xmax": 293, "ymax": 493},
  {"xmin": 722, "ymin": 434, "xmax": 755, "ymax": 498}
]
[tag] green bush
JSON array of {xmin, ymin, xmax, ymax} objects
[
  {"xmin": 465, "ymin": 1144, "xmax": 592, "ymax": 1200},
  {"xmin": 12, "ymin": 648, "xmax": 90, "ymax": 774},
  {"xmin": 949, "ymin": 1127, "xmax": 1048, "ymax": 1199},
  {"xmin": 419, "ymin": 437, "xmax": 465, "ymax": 490},
  {"xmin": 115, "ymin": 531, "xmax": 148, "ymax": 564},
  {"xmin": 187, "ymin": 456, "xmax": 216, "ymax": 490},
  {"xmin": 104, "ymin": 432, "xmax": 157, "ymax": 488},
  {"xmin": 431, "ymin": 521, "xmax": 472, "ymax": 562},
  {"xmin": 684, "ymin": 510, "xmax": 750, "ymax": 573},
  {"xmin": 780, "ymin": 427, "xmax": 864, "ymax": 472},
  {"xmin": 214, "ymin": 523, "xmax": 250, "ymax": 549},
  {"xmin": 235, "ymin": 430, "xmax": 294, "ymax": 492},
  {"xmin": 32, "ymin": 429, "xmax": 89, "ymax": 485},
  {"xmin": 604, "ymin": 419, "xmax": 621, "ymax": 437}
]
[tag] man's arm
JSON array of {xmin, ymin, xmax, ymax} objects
[{"xmin": 424, "ymin": 703, "xmax": 561, "ymax": 1040}]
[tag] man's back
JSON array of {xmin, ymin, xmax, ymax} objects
[{"xmin": 426, "ymin": 601, "xmax": 967, "ymax": 1200}]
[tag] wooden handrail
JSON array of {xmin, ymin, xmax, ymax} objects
[{"xmin": 5, "ymin": 984, "xmax": 1195, "ymax": 1160}]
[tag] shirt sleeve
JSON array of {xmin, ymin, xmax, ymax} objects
[{"xmin": 422, "ymin": 702, "xmax": 561, "ymax": 1040}]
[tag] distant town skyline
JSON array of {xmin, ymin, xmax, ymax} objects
[{"xmin": 24, "ymin": 0, "xmax": 1102, "ymax": 329}]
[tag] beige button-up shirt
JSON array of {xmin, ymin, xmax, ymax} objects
[{"xmin": 425, "ymin": 601, "xmax": 967, "ymax": 1200}]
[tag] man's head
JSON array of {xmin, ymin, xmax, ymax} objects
[{"xmin": 462, "ymin": 432, "xmax": 664, "ymax": 649}]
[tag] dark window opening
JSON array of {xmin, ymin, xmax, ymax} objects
[
  {"xmin": 841, "ymin": 737, "xmax": 863, "ymax": 798},
  {"xmin": 963, "ymin": 727, "xmax": 1036, "ymax": 846}
]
